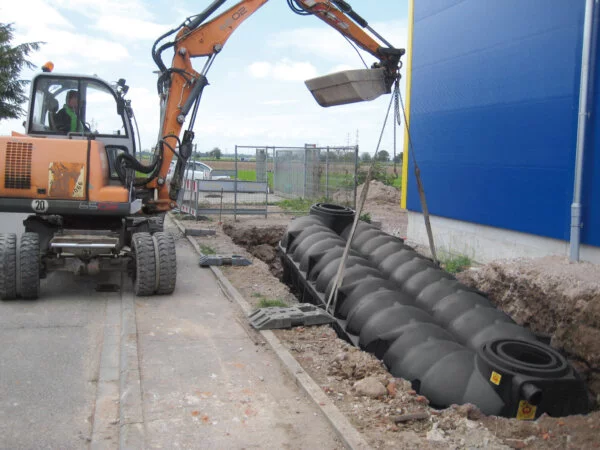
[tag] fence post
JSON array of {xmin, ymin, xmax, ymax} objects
[
  {"xmin": 303, "ymin": 146, "xmax": 307, "ymax": 199},
  {"xmin": 325, "ymin": 146, "xmax": 329, "ymax": 200},
  {"xmin": 234, "ymin": 145, "xmax": 238, "ymax": 221},
  {"xmin": 194, "ymin": 180, "xmax": 199, "ymax": 221},
  {"xmin": 273, "ymin": 148, "xmax": 277, "ymax": 198},
  {"xmin": 354, "ymin": 144, "xmax": 359, "ymax": 210}
]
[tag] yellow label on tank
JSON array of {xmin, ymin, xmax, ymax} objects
[
  {"xmin": 516, "ymin": 400, "xmax": 537, "ymax": 420},
  {"xmin": 490, "ymin": 371, "xmax": 502, "ymax": 385}
]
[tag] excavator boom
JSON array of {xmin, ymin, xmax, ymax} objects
[{"xmin": 148, "ymin": 0, "xmax": 404, "ymax": 211}]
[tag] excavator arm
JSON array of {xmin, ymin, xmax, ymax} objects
[{"xmin": 146, "ymin": 0, "xmax": 404, "ymax": 212}]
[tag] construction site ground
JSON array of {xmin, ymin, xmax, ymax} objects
[{"xmin": 177, "ymin": 180, "xmax": 600, "ymax": 449}]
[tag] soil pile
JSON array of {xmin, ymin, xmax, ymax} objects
[
  {"xmin": 332, "ymin": 180, "xmax": 400, "ymax": 205},
  {"xmin": 357, "ymin": 180, "xmax": 400, "ymax": 204}
]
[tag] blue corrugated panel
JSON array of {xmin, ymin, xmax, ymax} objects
[
  {"xmin": 408, "ymin": 0, "xmax": 588, "ymax": 242},
  {"xmin": 582, "ymin": 53, "xmax": 600, "ymax": 247}
]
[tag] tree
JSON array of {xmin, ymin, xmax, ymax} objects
[
  {"xmin": 209, "ymin": 147, "xmax": 222, "ymax": 160},
  {"xmin": 360, "ymin": 152, "xmax": 372, "ymax": 162},
  {"xmin": 393, "ymin": 153, "xmax": 403, "ymax": 164},
  {"xmin": 0, "ymin": 23, "xmax": 41, "ymax": 120},
  {"xmin": 376, "ymin": 150, "xmax": 390, "ymax": 162}
]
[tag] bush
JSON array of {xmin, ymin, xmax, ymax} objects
[
  {"xmin": 357, "ymin": 161, "xmax": 399, "ymax": 187},
  {"xmin": 440, "ymin": 254, "xmax": 472, "ymax": 274}
]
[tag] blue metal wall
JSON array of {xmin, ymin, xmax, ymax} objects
[{"xmin": 407, "ymin": 0, "xmax": 600, "ymax": 246}]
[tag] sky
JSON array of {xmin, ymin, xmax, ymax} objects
[{"xmin": 1, "ymin": 0, "xmax": 408, "ymax": 156}]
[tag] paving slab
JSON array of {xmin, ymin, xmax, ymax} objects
[{"xmin": 135, "ymin": 234, "xmax": 343, "ymax": 449}]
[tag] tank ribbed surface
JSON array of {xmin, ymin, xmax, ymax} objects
[{"xmin": 279, "ymin": 205, "xmax": 590, "ymax": 418}]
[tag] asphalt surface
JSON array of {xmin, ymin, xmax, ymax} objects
[
  {"xmin": 0, "ymin": 213, "xmax": 117, "ymax": 449},
  {"xmin": 0, "ymin": 214, "xmax": 342, "ymax": 449}
]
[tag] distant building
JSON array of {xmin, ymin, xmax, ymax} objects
[{"xmin": 401, "ymin": 0, "xmax": 600, "ymax": 263}]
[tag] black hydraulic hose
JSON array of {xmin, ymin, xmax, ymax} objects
[
  {"xmin": 152, "ymin": 28, "xmax": 178, "ymax": 73},
  {"xmin": 288, "ymin": 0, "xmax": 311, "ymax": 15},
  {"xmin": 330, "ymin": 0, "xmax": 368, "ymax": 27},
  {"xmin": 186, "ymin": 0, "xmax": 228, "ymax": 30}
]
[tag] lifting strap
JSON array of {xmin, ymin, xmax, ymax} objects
[{"xmin": 326, "ymin": 78, "xmax": 438, "ymax": 314}]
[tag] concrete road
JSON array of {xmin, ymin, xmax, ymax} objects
[
  {"xmin": 0, "ymin": 215, "xmax": 342, "ymax": 449},
  {"xmin": 0, "ymin": 213, "xmax": 120, "ymax": 449},
  {"xmin": 135, "ymin": 234, "xmax": 342, "ymax": 449}
]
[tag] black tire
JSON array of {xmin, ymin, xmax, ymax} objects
[
  {"xmin": 132, "ymin": 232, "xmax": 156, "ymax": 296},
  {"xmin": 19, "ymin": 232, "xmax": 40, "ymax": 300},
  {"xmin": 154, "ymin": 232, "xmax": 177, "ymax": 295},
  {"xmin": 148, "ymin": 214, "xmax": 165, "ymax": 234},
  {"xmin": 0, "ymin": 233, "xmax": 17, "ymax": 300}
]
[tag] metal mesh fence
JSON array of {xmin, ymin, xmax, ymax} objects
[
  {"xmin": 177, "ymin": 144, "xmax": 358, "ymax": 217},
  {"xmin": 273, "ymin": 145, "xmax": 358, "ymax": 207},
  {"xmin": 178, "ymin": 145, "xmax": 271, "ymax": 219}
]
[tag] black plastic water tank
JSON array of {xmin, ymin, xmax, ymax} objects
[{"xmin": 278, "ymin": 204, "xmax": 590, "ymax": 418}]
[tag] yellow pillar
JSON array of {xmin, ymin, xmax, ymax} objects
[{"xmin": 400, "ymin": 0, "xmax": 415, "ymax": 209}]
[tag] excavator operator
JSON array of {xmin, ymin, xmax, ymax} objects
[{"xmin": 55, "ymin": 90, "xmax": 84, "ymax": 134}]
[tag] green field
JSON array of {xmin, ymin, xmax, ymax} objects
[{"xmin": 237, "ymin": 170, "xmax": 274, "ymax": 189}]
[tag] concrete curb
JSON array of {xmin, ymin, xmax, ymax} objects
[{"xmin": 171, "ymin": 216, "xmax": 371, "ymax": 450}]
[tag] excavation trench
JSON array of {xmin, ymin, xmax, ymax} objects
[{"xmin": 222, "ymin": 207, "xmax": 599, "ymax": 417}]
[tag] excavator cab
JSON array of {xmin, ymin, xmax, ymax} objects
[{"xmin": 26, "ymin": 74, "xmax": 137, "ymax": 182}]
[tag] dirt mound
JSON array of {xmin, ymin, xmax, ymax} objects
[
  {"xmin": 457, "ymin": 256, "xmax": 600, "ymax": 401},
  {"xmin": 358, "ymin": 180, "xmax": 400, "ymax": 204},
  {"xmin": 332, "ymin": 180, "xmax": 399, "ymax": 205}
]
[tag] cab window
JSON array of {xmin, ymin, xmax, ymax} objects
[
  {"xmin": 82, "ymin": 80, "xmax": 127, "ymax": 137},
  {"xmin": 29, "ymin": 77, "xmax": 127, "ymax": 137},
  {"xmin": 29, "ymin": 78, "xmax": 77, "ymax": 133}
]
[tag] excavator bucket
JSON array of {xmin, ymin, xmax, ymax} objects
[{"xmin": 305, "ymin": 67, "xmax": 390, "ymax": 107}]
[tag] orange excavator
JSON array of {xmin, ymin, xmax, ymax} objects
[{"xmin": 0, "ymin": 0, "xmax": 403, "ymax": 299}]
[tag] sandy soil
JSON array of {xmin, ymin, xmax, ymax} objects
[{"xmin": 176, "ymin": 182, "xmax": 600, "ymax": 449}]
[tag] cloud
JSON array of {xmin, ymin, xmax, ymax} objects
[
  {"xmin": 260, "ymin": 99, "xmax": 300, "ymax": 106},
  {"xmin": 18, "ymin": 28, "xmax": 130, "ymax": 65},
  {"xmin": 269, "ymin": 20, "xmax": 407, "ymax": 66},
  {"xmin": 54, "ymin": 0, "xmax": 154, "ymax": 21},
  {"xmin": 248, "ymin": 62, "xmax": 271, "ymax": 78},
  {"xmin": 94, "ymin": 16, "xmax": 170, "ymax": 41},
  {"xmin": 247, "ymin": 59, "xmax": 318, "ymax": 81},
  {"xmin": 0, "ymin": 1, "xmax": 74, "ymax": 31}
]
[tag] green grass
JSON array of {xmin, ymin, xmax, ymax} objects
[
  {"xmin": 236, "ymin": 170, "xmax": 273, "ymax": 189},
  {"xmin": 440, "ymin": 254, "xmax": 472, "ymax": 274},
  {"xmin": 256, "ymin": 298, "xmax": 288, "ymax": 309},
  {"xmin": 199, "ymin": 244, "xmax": 216, "ymax": 255},
  {"xmin": 359, "ymin": 212, "xmax": 372, "ymax": 223},
  {"xmin": 276, "ymin": 198, "xmax": 316, "ymax": 213}
]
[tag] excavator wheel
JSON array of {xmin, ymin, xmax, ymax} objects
[
  {"xmin": 19, "ymin": 232, "xmax": 40, "ymax": 300},
  {"xmin": 153, "ymin": 232, "xmax": 177, "ymax": 295},
  {"xmin": 0, "ymin": 233, "xmax": 17, "ymax": 300},
  {"xmin": 132, "ymin": 232, "xmax": 156, "ymax": 296}
]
